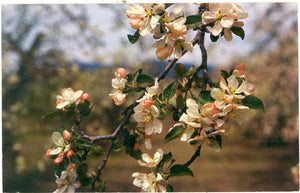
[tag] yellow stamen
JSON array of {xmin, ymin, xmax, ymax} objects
[
  {"xmin": 197, "ymin": 117, "xmax": 202, "ymax": 122},
  {"xmin": 216, "ymin": 13, "xmax": 223, "ymax": 19},
  {"xmin": 144, "ymin": 115, "xmax": 152, "ymax": 122},
  {"xmin": 229, "ymin": 112, "xmax": 236, "ymax": 119},
  {"xmin": 175, "ymin": 42, "xmax": 181, "ymax": 48},
  {"xmin": 229, "ymin": 87, "xmax": 235, "ymax": 94},
  {"xmin": 146, "ymin": 10, "xmax": 152, "ymax": 17},
  {"xmin": 165, "ymin": 17, "xmax": 170, "ymax": 23}
]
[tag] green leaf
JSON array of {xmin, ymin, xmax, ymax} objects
[
  {"xmin": 127, "ymin": 30, "xmax": 140, "ymax": 44},
  {"xmin": 88, "ymin": 145, "xmax": 105, "ymax": 157},
  {"xmin": 172, "ymin": 111, "xmax": 180, "ymax": 122},
  {"xmin": 128, "ymin": 148, "xmax": 142, "ymax": 160},
  {"xmin": 78, "ymin": 99, "xmax": 92, "ymax": 117},
  {"xmin": 198, "ymin": 90, "xmax": 214, "ymax": 105},
  {"xmin": 169, "ymin": 164, "xmax": 194, "ymax": 177},
  {"xmin": 241, "ymin": 95, "xmax": 264, "ymax": 111},
  {"xmin": 163, "ymin": 81, "xmax": 178, "ymax": 101},
  {"xmin": 185, "ymin": 15, "xmax": 202, "ymax": 30},
  {"xmin": 126, "ymin": 74, "xmax": 134, "ymax": 82},
  {"xmin": 174, "ymin": 63, "xmax": 187, "ymax": 78},
  {"xmin": 221, "ymin": 70, "xmax": 230, "ymax": 79},
  {"xmin": 71, "ymin": 155, "xmax": 82, "ymax": 165},
  {"xmin": 210, "ymin": 33, "xmax": 219, "ymax": 42},
  {"xmin": 76, "ymin": 139, "xmax": 95, "ymax": 149},
  {"xmin": 43, "ymin": 110, "xmax": 63, "ymax": 120},
  {"xmin": 231, "ymin": 26, "xmax": 245, "ymax": 40},
  {"xmin": 161, "ymin": 152, "xmax": 173, "ymax": 163},
  {"xmin": 166, "ymin": 184, "xmax": 174, "ymax": 192},
  {"xmin": 164, "ymin": 125, "xmax": 185, "ymax": 143},
  {"xmin": 186, "ymin": 65, "xmax": 195, "ymax": 77},
  {"xmin": 136, "ymin": 74, "xmax": 154, "ymax": 84},
  {"xmin": 176, "ymin": 94, "xmax": 185, "ymax": 110}
]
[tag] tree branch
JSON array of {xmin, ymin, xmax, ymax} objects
[{"xmin": 184, "ymin": 145, "xmax": 202, "ymax": 167}]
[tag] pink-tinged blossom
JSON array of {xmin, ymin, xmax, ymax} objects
[
  {"xmin": 202, "ymin": 3, "xmax": 248, "ymax": 41},
  {"xmin": 132, "ymin": 172, "xmax": 166, "ymax": 192},
  {"xmin": 109, "ymin": 91, "xmax": 126, "ymax": 106},
  {"xmin": 211, "ymin": 75, "xmax": 251, "ymax": 112},
  {"xmin": 127, "ymin": 3, "xmax": 165, "ymax": 36},
  {"xmin": 48, "ymin": 132, "xmax": 71, "ymax": 157},
  {"xmin": 137, "ymin": 149, "xmax": 164, "ymax": 167},
  {"xmin": 54, "ymin": 168, "xmax": 81, "ymax": 193},
  {"xmin": 115, "ymin": 68, "xmax": 127, "ymax": 79},
  {"xmin": 56, "ymin": 88, "xmax": 83, "ymax": 109},
  {"xmin": 152, "ymin": 38, "xmax": 174, "ymax": 60},
  {"xmin": 167, "ymin": 34, "xmax": 193, "ymax": 59}
]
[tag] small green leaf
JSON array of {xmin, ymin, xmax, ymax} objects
[
  {"xmin": 88, "ymin": 145, "xmax": 105, "ymax": 157},
  {"xmin": 221, "ymin": 70, "xmax": 230, "ymax": 79},
  {"xmin": 231, "ymin": 26, "xmax": 245, "ymax": 40},
  {"xmin": 163, "ymin": 81, "xmax": 178, "ymax": 100},
  {"xmin": 126, "ymin": 74, "xmax": 134, "ymax": 82},
  {"xmin": 161, "ymin": 152, "xmax": 173, "ymax": 163},
  {"xmin": 176, "ymin": 94, "xmax": 185, "ymax": 110},
  {"xmin": 185, "ymin": 15, "xmax": 202, "ymax": 30},
  {"xmin": 43, "ymin": 110, "xmax": 63, "ymax": 120},
  {"xmin": 166, "ymin": 184, "xmax": 174, "ymax": 192},
  {"xmin": 129, "ymin": 148, "xmax": 142, "ymax": 160},
  {"xmin": 136, "ymin": 74, "xmax": 154, "ymax": 84},
  {"xmin": 78, "ymin": 99, "xmax": 92, "ymax": 117},
  {"xmin": 186, "ymin": 65, "xmax": 195, "ymax": 77},
  {"xmin": 71, "ymin": 155, "xmax": 82, "ymax": 165},
  {"xmin": 174, "ymin": 63, "xmax": 187, "ymax": 78},
  {"xmin": 127, "ymin": 30, "xmax": 140, "ymax": 44},
  {"xmin": 241, "ymin": 95, "xmax": 264, "ymax": 111},
  {"xmin": 169, "ymin": 164, "xmax": 194, "ymax": 177},
  {"xmin": 198, "ymin": 90, "xmax": 214, "ymax": 105},
  {"xmin": 164, "ymin": 125, "xmax": 185, "ymax": 143},
  {"xmin": 210, "ymin": 33, "xmax": 219, "ymax": 42}
]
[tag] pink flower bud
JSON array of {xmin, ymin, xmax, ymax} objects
[
  {"xmin": 55, "ymin": 100, "xmax": 61, "ymax": 105},
  {"xmin": 143, "ymin": 99, "xmax": 153, "ymax": 107},
  {"xmin": 63, "ymin": 130, "xmax": 72, "ymax": 141},
  {"xmin": 81, "ymin": 93, "xmax": 89, "ymax": 100},
  {"xmin": 116, "ymin": 68, "xmax": 127, "ymax": 79},
  {"xmin": 54, "ymin": 157, "xmax": 63, "ymax": 164},
  {"xmin": 58, "ymin": 152, "xmax": 64, "ymax": 157},
  {"xmin": 248, "ymin": 83, "xmax": 256, "ymax": 95},
  {"xmin": 45, "ymin": 148, "xmax": 54, "ymax": 158},
  {"xmin": 112, "ymin": 92, "xmax": 126, "ymax": 106},
  {"xmin": 201, "ymin": 103, "xmax": 218, "ymax": 117},
  {"xmin": 235, "ymin": 63, "xmax": 246, "ymax": 71},
  {"xmin": 134, "ymin": 143, "xmax": 140, "ymax": 151},
  {"xmin": 67, "ymin": 150, "xmax": 74, "ymax": 159},
  {"xmin": 69, "ymin": 163, "xmax": 76, "ymax": 169}
]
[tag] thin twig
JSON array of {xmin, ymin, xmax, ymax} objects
[
  {"xmin": 184, "ymin": 145, "xmax": 202, "ymax": 167},
  {"xmin": 91, "ymin": 140, "xmax": 114, "ymax": 190}
]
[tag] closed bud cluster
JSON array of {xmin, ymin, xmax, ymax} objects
[{"xmin": 109, "ymin": 68, "xmax": 128, "ymax": 106}]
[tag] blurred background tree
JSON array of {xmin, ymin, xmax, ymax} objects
[{"xmin": 2, "ymin": 3, "xmax": 298, "ymax": 192}]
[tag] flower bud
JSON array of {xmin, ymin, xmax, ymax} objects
[
  {"xmin": 67, "ymin": 150, "xmax": 74, "ymax": 159},
  {"xmin": 81, "ymin": 93, "xmax": 89, "ymax": 100},
  {"xmin": 143, "ymin": 99, "xmax": 153, "ymax": 107},
  {"xmin": 45, "ymin": 148, "xmax": 54, "ymax": 158},
  {"xmin": 58, "ymin": 152, "xmax": 64, "ymax": 158},
  {"xmin": 55, "ymin": 100, "xmax": 61, "ymax": 105},
  {"xmin": 116, "ymin": 68, "xmax": 127, "ymax": 79},
  {"xmin": 134, "ymin": 143, "xmax": 140, "ymax": 151},
  {"xmin": 201, "ymin": 103, "xmax": 218, "ymax": 117},
  {"xmin": 112, "ymin": 92, "xmax": 126, "ymax": 106},
  {"xmin": 54, "ymin": 157, "xmax": 63, "ymax": 164},
  {"xmin": 63, "ymin": 130, "xmax": 72, "ymax": 141},
  {"xmin": 235, "ymin": 63, "xmax": 246, "ymax": 71},
  {"xmin": 69, "ymin": 162, "xmax": 77, "ymax": 169}
]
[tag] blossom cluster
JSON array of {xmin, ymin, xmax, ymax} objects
[
  {"xmin": 170, "ymin": 64, "xmax": 255, "ymax": 149},
  {"xmin": 132, "ymin": 149, "xmax": 166, "ymax": 192},
  {"xmin": 133, "ymin": 79, "xmax": 162, "ymax": 149},
  {"xmin": 56, "ymin": 88, "xmax": 89, "ymax": 110},
  {"xmin": 126, "ymin": 3, "xmax": 193, "ymax": 60},
  {"xmin": 202, "ymin": 3, "xmax": 248, "ymax": 41},
  {"xmin": 109, "ymin": 68, "xmax": 128, "ymax": 106}
]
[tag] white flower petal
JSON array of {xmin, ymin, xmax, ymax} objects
[
  {"xmin": 52, "ymin": 132, "xmax": 64, "ymax": 146},
  {"xmin": 180, "ymin": 127, "xmax": 194, "ymax": 141}
]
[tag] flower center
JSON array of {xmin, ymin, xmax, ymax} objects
[
  {"xmin": 144, "ymin": 115, "xmax": 152, "ymax": 122},
  {"xmin": 216, "ymin": 13, "xmax": 223, "ymax": 19},
  {"xmin": 229, "ymin": 87, "xmax": 235, "ymax": 94},
  {"xmin": 146, "ymin": 10, "xmax": 152, "ymax": 17},
  {"xmin": 175, "ymin": 41, "xmax": 181, "ymax": 48},
  {"xmin": 229, "ymin": 112, "xmax": 236, "ymax": 119},
  {"xmin": 165, "ymin": 17, "xmax": 170, "ymax": 23}
]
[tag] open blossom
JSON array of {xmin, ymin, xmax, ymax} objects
[
  {"xmin": 202, "ymin": 3, "xmax": 248, "ymax": 40},
  {"xmin": 211, "ymin": 75, "xmax": 251, "ymax": 113},
  {"xmin": 54, "ymin": 168, "xmax": 81, "ymax": 193},
  {"xmin": 109, "ymin": 91, "xmax": 126, "ymax": 106},
  {"xmin": 47, "ymin": 131, "xmax": 71, "ymax": 157},
  {"xmin": 132, "ymin": 172, "xmax": 166, "ymax": 192},
  {"xmin": 127, "ymin": 3, "xmax": 165, "ymax": 36},
  {"xmin": 138, "ymin": 149, "xmax": 163, "ymax": 167},
  {"xmin": 56, "ymin": 88, "xmax": 84, "ymax": 109}
]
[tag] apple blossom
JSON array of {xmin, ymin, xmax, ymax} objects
[
  {"xmin": 81, "ymin": 92, "xmax": 89, "ymax": 100},
  {"xmin": 202, "ymin": 3, "xmax": 248, "ymax": 41},
  {"xmin": 67, "ymin": 150, "xmax": 74, "ymax": 159},
  {"xmin": 115, "ymin": 68, "xmax": 127, "ymax": 79},
  {"xmin": 47, "ymin": 131, "xmax": 71, "ymax": 157},
  {"xmin": 54, "ymin": 168, "xmax": 81, "ymax": 193},
  {"xmin": 110, "ymin": 91, "xmax": 127, "ymax": 106},
  {"xmin": 127, "ymin": 3, "xmax": 165, "ymax": 36},
  {"xmin": 132, "ymin": 172, "xmax": 166, "ymax": 192},
  {"xmin": 63, "ymin": 130, "xmax": 72, "ymax": 141},
  {"xmin": 56, "ymin": 88, "xmax": 84, "ymax": 109},
  {"xmin": 137, "ymin": 148, "xmax": 163, "ymax": 167}
]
